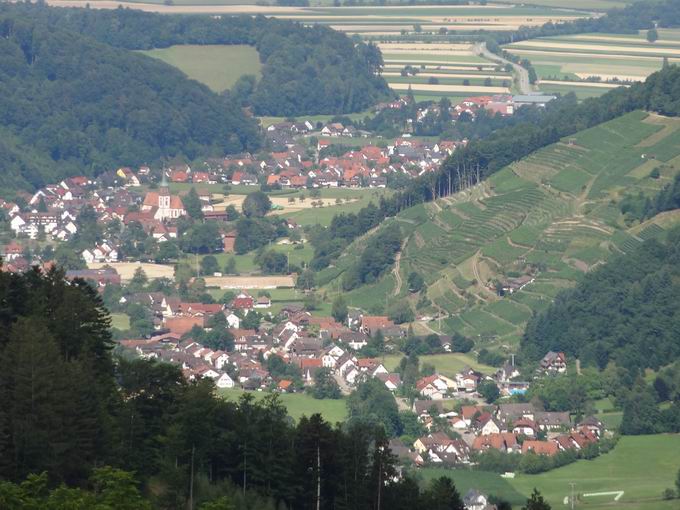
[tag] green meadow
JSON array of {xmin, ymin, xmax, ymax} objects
[
  {"xmin": 140, "ymin": 44, "xmax": 261, "ymax": 93},
  {"xmin": 217, "ymin": 388, "xmax": 347, "ymax": 424},
  {"xmin": 420, "ymin": 434, "xmax": 680, "ymax": 510}
]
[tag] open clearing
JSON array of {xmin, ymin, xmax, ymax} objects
[
  {"xmin": 383, "ymin": 353, "xmax": 495, "ymax": 376},
  {"xmin": 140, "ymin": 44, "xmax": 261, "ymax": 92},
  {"xmin": 89, "ymin": 262, "xmax": 174, "ymax": 281},
  {"xmin": 420, "ymin": 434, "xmax": 680, "ymax": 510},
  {"xmin": 217, "ymin": 388, "xmax": 347, "ymax": 424}
]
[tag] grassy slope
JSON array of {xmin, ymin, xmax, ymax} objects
[
  {"xmin": 326, "ymin": 111, "xmax": 680, "ymax": 351},
  {"xmin": 420, "ymin": 434, "xmax": 680, "ymax": 510},
  {"xmin": 140, "ymin": 45, "xmax": 261, "ymax": 92},
  {"xmin": 217, "ymin": 388, "xmax": 347, "ymax": 424}
]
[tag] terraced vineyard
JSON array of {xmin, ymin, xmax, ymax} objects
[{"xmin": 323, "ymin": 111, "xmax": 680, "ymax": 352}]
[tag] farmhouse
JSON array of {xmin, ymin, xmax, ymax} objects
[{"xmin": 540, "ymin": 351, "xmax": 567, "ymax": 374}]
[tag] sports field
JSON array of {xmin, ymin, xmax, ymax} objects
[
  {"xmin": 505, "ymin": 30, "xmax": 680, "ymax": 99},
  {"xmin": 217, "ymin": 388, "xmax": 347, "ymax": 423},
  {"xmin": 420, "ymin": 434, "xmax": 680, "ymax": 510},
  {"xmin": 140, "ymin": 44, "xmax": 261, "ymax": 92}
]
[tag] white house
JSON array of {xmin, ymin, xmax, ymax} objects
[{"xmin": 215, "ymin": 372, "xmax": 235, "ymax": 389}]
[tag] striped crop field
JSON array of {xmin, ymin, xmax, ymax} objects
[
  {"xmin": 505, "ymin": 29, "xmax": 680, "ymax": 99},
  {"xmin": 377, "ymin": 41, "xmax": 513, "ymax": 100},
  {"xmin": 48, "ymin": 1, "xmax": 592, "ymax": 34}
]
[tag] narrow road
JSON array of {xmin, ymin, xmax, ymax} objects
[
  {"xmin": 474, "ymin": 42, "xmax": 533, "ymax": 95},
  {"xmin": 392, "ymin": 239, "xmax": 408, "ymax": 296}
]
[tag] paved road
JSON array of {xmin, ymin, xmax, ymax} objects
[{"xmin": 475, "ymin": 42, "xmax": 533, "ymax": 95}]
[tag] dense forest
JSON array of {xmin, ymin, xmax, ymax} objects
[
  {"xmin": 0, "ymin": 266, "xmax": 496, "ymax": 510},
  {"xmin": 0, "ymin": 12, "xmax": 260, "ymax": 190},
  {"xmin": 3, "ymin": 3, "xmax": 391, "ymax": 117},
  {"xmin": 521, "ymin": 228, "xmax": 680, "ymax": 374}
]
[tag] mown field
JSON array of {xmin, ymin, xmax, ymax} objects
[
  {"xmin": 325, "ymin": 111, "xmax": 680, "ymax": 349},
  {"xmin": 217, "ymin": 388, "xmax": 347, "ymax": 423},
  {"xmin": 505, "ymin": 29, "xmax": 680, "ymax": 99},
  {"xmin": 140, "ymin": 44, "xmax": 261, "ymax": 92},
  {"xmin": 419, "ymin": 434, "xmax": 680, "ymax": 510},
  {"xmin": 382, "ymin": 353, "xmax": 495, "ymax": 377}
]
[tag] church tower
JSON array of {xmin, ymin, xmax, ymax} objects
[{"xmin": 159, "ymin": 171, "xmax": 170, "ymax": 210}]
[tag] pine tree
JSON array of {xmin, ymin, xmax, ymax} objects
[{"xmin": 523, "ymin": 489, "xmax": 551, "ymax": 510}]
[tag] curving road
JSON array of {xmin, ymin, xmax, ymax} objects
[{"xmin": 474, "ymin": 42, "xmax": 533, "ymax": 95}]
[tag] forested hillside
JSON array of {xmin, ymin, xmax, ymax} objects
[
  {"xmin": 522, "ymin": 229, "xmax": 680, "ymax": 374},
  {"xmin": 3, "ymin": 3, "xmax": 391, "ymax": 116},
  {"xmin": 0, "ymin": 13, "xmax": 260, "ymax": 190}
]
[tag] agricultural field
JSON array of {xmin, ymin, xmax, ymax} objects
[
  {"xmin": 419, "ymin": 434, "xmax": 680, "ymax": 510},
  {"xmin": 377, "ymin": 42, "xmax": 514, "ymax": 100},
  {"xmin": 505, "ymin": 30, "xmax": 680, "ymax": 99},
  {"xmin": 217, "ymin": 388, "xmax": 347, "ymax": 423},
  {"xmin": 139, "ymin": 44, "xmax": 261, "ymax": 93},
  {"xmin": 331, "ymin": 111, "xmax": 680, "ymax": 348}
]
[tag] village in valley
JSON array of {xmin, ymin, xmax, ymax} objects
[{"xmin": 0, "ymin": 90, "xmax": 612, "ymax": 502}]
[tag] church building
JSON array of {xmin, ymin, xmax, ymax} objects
[{"xmin": 141, "ymin": 174, "xmax": 186, "ymax": 221}]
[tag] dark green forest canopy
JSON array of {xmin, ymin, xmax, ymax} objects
[
  {"xmin": 0, "ymin": 11, "xmax": 261, "ymax": 191},
  {"xmin": 521, "ymin": 229, "xmax": 680, "ymax": 374},
  {"xmin": 3, "ymin": 3, "xmax": 392, "ymax": 117}
]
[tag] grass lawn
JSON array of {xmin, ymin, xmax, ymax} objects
[
  {"xmin": 140, "ymin": 44, "xmax": 261, "ymax": 93},
  {"xmin": 217, "ymin": 388, "xmax": 347, "ymax": 423},
  {"xmin": 382, "ymin": 353, "xmax": 495, "ymax": 376},
  {"xmin": 419, "ymin": 435, "xmax": 680, "ymax": 510},
  {"xmin": 110, "ymin": 313, "xmax": 130, "ymax": 330},
  {"xmin": 511, "ymin": 434, "xmax": 680, "ymax": 509}
]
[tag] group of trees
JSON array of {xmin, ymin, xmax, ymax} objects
[
  {"xmin": 621, "ymin": 171, "xmax": 680, "ymax": 222},
  {"xmin": 342, "ymin": 223, "xmax": 403, "ymax": 290}
]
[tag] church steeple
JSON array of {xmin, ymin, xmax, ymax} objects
[
  {"xmin": 159, "ymin": 169, "xmax": 170, "ymax": 209},
  {"xmin": 160, "ymin": 169, "xmax": 169, "ymax": 191}
]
